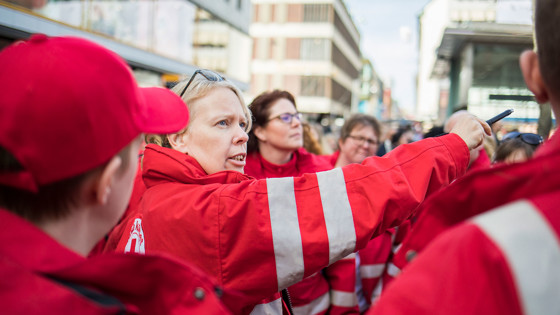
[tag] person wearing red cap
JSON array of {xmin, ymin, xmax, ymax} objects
[
  {"xmin": 110, "ymin": 64, "xmax": 491, "ymax": 314},
  {"xmin": 369, "ymin": 1, "xmax": 560, "ymax": 314},
  {"xmin": 0, "ymin": 34, "xmax": 238, "ymax": 313}
]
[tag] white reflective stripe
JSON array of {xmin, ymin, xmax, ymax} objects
[
  {"xmin": 360, "ymin": 263, "xmax": 385, "ymax": 279},
  {"xmin": 386, "ymin": 262, "xmax": 400, "ymax": 277},
  {"xmin": 292, "ymin": 292, "xmax": 329, "ymax": 315},
  {"xmin": 393, "ymin": 242, "xmax": 402, "ymax": 254},
  {"xmin": 317, "ymin": 168, "xmax": 356, "ymax": 264},
  {"xmin": 471, "ymin": 200, "xmax": 560, "ymax": 315},
  {"xmin": 331, "ymin": 289, "xmax": 358, "ymax": 308},
  {"xmin": 249, "ymin": 298, "xmax": 283, "ymax": 315},
  {"xmin": 341, "ymin": 252, "xmax": 356, "ymax": 260},
  {"xmin": 267, "ymin": 177, "xmax": 304, "ymax": 290},
  {"xmin": 124, "ymin": 218, "xmax": 145, "ymax": 254},
  {"xmin": 370, "ymin": 276, "xmax": 383, "ymax": 304}
]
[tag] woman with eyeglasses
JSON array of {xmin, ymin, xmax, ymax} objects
[
  {"xmin": 111, "ymin": 70, "xmax": 490, "ymax": 315},
  {"xmin": 493, "ymin": 131, "xmax": 544, "ymax": 164},
  {"xmin": 246, "ymin": 90, "xmax": 361, "ymax": 314}
]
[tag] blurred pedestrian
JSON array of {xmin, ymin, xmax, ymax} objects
[
  {"xmin": 493, "ymin": 131, "xmax": 543, "ymax": 164},
  {"xmin": 371, "ymin": 1, "xmax": 560, "ymax": 313}
]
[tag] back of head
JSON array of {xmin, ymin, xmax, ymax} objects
[
  {"xmin": 535, "ymin": 0, "xmax": 560, "ymax": 99},
  {"xmin": 247, "ymin": 90, "xmax": 297, "ymax": 153},
  {"xmin": 493, "ymin": 131, "xmax": 543, "ymax": 164},
  {"xmin": 0, "ymin": 34, "xmax": 188, "ymax": 222}
]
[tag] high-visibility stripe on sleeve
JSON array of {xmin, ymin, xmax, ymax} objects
[
  {"xmin": 360, "ymin": 263, "xmax": 385, "ymax": 279},
  {"xmin": 267, "ymin": 177, "xmax": 304, "ymax": 291},
  {"xmin": 331, "ymin": 289, "xmax": 358, "ymax": 307},
  {"xmin": 471, "ymin": 200, "xmax": 560, "ymax": 315},
  {"xmin": 249, "ymin": 297, "xmax": 283, "ymax": 315},
  {"xmin": 317, "ymin": 168, "xmax": 356, "ymax": 264},
  {"xmin": 292, "ymin": 292, "xmax": 329, "ymax": 315}
]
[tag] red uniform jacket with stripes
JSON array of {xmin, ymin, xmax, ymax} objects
[
  {"xmin": 0, "ymin": 209, "xmax": 237, "ymax": 314},
  {"xmin": 371, "ymin": 132, "xmax": 560, "ymax": 314},
  {"xmin": 116, "ymin": 134, "xmax": 469, "ymax": 314},
  {"xmin": 245, "ymin": 148, "xmax": 358, "ymax": 315}
]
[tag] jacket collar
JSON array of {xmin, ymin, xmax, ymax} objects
[
  {"xmin": 142, "ymin": 144, "xmax": 253, "ymax": 188},
  {"xmin": 0, "ymin": 208, "xmax": 84, "ymax": 273}
]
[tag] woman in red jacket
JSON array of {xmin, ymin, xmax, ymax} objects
[
  {"xmin": 245, "ymin": 90, "xmax": 357, "ymax": 314},
  {"xmin": 114, "ymin": 69, "xmax": 489, "ymax": 315}
]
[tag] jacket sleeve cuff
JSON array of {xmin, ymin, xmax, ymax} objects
[{"xmin": 436, "ymin": 133, "xmax": 470, "ymax": 177}]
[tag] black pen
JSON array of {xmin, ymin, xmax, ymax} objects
[{"xmin": 486, "ymin": 109, "xmax": 514, "ymax": 125}]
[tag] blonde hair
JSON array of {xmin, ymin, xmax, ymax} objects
[{"xmin": 146, "ymin": 73, "xmax": 252, "ymax": 147}]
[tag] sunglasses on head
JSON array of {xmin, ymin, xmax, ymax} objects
[
  {"xmin": 502, "ymin": 131, "xmax": 543, "ymax": 146},
  {"xmin": 179, "ymin": 69, "xmax": 225, "ymax": 97}
]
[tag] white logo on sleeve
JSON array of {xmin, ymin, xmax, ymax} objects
[{"xmin": 124, "ymin": 218, "xmax": 145, "ymax": 254}]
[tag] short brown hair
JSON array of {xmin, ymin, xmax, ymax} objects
[
  {"xmin": 247, "ymin": 90, "xmax": 297, "ymax": 153},
  {"xmin": 338, "ymin": 114, "xmax": 381, "ymax": 148},
  {"xmin": 493, "ymin": 138, "xmax": 537, "ymax": 163},
  {"xmin": 535, "ymin": 0, "xmax": 560, "ymax": 98},
  {"xmin": 0, "ymin": 142, "xmax": 134, "ymax": 224}
]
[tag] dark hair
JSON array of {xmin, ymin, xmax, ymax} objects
[
  {"xmin": 391, "ymin": 125, "xmax": 413, "ymax": 147},
  {"xmin": 536, "ymin": 0, "xmax": 560, "ymax": 97},
  {"xmin": 423, "ymin": 125, "xmax": 445, "ymax": 138},
  {"xmin": 0, "ymin": 143, "xmax": 133, "ymax": 224},
  {"xmin": 338, "ymin": 114, "xmax": 381, "ymax": 148},
  {"xmin": 493, "ymin": 138, "xmax": 538, "ymax": 163},
  {"xmin": 247, "ymin": 90, "xmax": 297, "ymax": 153}
]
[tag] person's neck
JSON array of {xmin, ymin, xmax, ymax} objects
[
  {"xmin": 334, "ymin": 153, "xmax": 351, "ymax": 168},
  {"xmin": 258, "ymin": 143, "xmax": 294, "ymax": 165},
  {"xmin": 38, "ymin": 206, "xmax": 100, "ymax": 256}
]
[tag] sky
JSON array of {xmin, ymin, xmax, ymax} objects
[{"xmin": 344, "ymin": 0, "xmax": 431, "ymax": 116}]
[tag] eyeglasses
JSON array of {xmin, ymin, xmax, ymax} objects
[
  {"xmin": 502, "ymin": 131, "xmax": 543, "ymax": 146},
  {"xmin": 268, "ymin": 112, "xmax": 303, "ymax": 124},
  {"xmin": 179, "ymin": 69, "xmax": 225, "ymax": 98},
  {"xmin": 347, "ymin": 135, "xmax": 379, "ymax": 146}
]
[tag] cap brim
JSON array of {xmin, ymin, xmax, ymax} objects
[{"xmin": 138, "ymin": 87, "xmax": 189, "ymax": 134}]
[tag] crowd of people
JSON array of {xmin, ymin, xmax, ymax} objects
[{"xmin": 1, "ymin": 0, "xmax": 559, "ymax": 314}]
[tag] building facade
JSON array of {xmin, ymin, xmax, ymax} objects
[
  {"xmin": 0, "ymin": 0, "xmax": 251, "ymax": 89},
  {"xmin": 250, "ymin": 0, "xmax": 361, "ymax": 119},
  {"xmin": 416, "ymin": 0, "xmax": 535, "ymax": 124}
]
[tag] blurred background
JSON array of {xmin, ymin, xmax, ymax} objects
[{"xmin": 1, "ymin": 0, "xmax": 553, "ymax": 150}]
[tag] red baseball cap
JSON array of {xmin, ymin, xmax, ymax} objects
[{"xmin": 0, "ymin": 34, "xmax": 189, "ymax": 192}]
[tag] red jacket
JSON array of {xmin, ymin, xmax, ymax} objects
[
  {"xmin": 116, "ymin": 134, "xmax": 469, "ymax": 314},
  {"xmin": 371, "ymin": 132, "xmax": 560, "ymax": 314},
  {"xmin": 0, "ymin": 209, "xmax": 235, "ymax": 314},
  {"xmin": 245, "ymin": 148, "xmax": 358, "ymax": 314}
]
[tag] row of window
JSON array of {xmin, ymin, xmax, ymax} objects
[
  {"xmin": 254, "ymin": 3, "xmax": 330, "ymax": 23},
  {"xmin": 251, "ymin": 74, "xmax": 351, "ymax": 100}
]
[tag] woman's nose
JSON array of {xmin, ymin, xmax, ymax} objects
[{"xmin": 234, "ymin": 126, "xmax": 249, "ymax": 144}]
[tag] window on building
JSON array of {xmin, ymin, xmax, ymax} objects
[
  {"xmin": 300, "ymin": 38, "xmax": 329, "ymax": 60},
  {"xmin": 301, "ymin": 76, "xmax": 326, "ymax": 97},
  {"xmin": 303, "ymin": 4, "xmax": 329, "ymax": 22}
]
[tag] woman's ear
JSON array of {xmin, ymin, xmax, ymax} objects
[
  {"xmin": 167, "ymin": 133, "xmax": 189, "ymax": 153},
  {"xmin": 253, "ymin": 126, "xmax": 266, "ymax": 142},
  {"xmin": 520, "ymin": 50, "xmax": 549, "ymax": 104}
]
